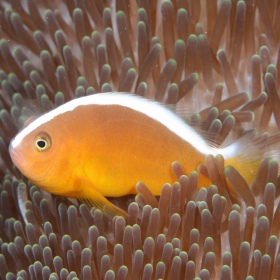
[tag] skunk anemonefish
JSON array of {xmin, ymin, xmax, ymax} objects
[{"xmin": 9, "ymin": 93, "xmax": 268, "ymax": 217}]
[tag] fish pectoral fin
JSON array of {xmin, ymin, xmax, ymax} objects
[{"xmin": 75, "ymin": 176, "xmax": 128, "ymax": 219}]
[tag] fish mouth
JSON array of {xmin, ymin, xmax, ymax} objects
[
  {"xmin": 9, "ymin": 144, "xmax": 29, "ymax": 170},
  {"xmin": 9, "ymin": 140, "xmax": 62, "ymax": 185}
]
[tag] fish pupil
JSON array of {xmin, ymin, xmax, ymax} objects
[
  {"xmin": 34, "ymin": 133, "xmax": 51, "ymax": 152},
  {"xmin": 37, "ymin": 140, "xmax": 46, "ymax": 148}
]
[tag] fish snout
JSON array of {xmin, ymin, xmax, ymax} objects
[{"xmin": 9, "ymin": 143, "xmax": 28, "ymax": 169}]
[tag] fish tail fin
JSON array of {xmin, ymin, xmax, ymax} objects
[
  {"xmin": 263, "ymin": 134, "xmax": 280, "ymax": 163},
  {"xmin": 75, "ymin": 177, "xmax": 128, "ymax": 219},
  {"xmin": 221, "ymin": 132, "xmax": 277, "ymax": 186}
]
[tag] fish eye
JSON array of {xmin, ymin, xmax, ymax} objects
[{"xmin": 34, "ymin": 133, "xmax": 51, "ymax": 152}]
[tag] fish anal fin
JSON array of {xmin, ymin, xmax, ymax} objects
[{"xmin": 75, "ymin": 177, "xmax": 128, "ymax": 219}]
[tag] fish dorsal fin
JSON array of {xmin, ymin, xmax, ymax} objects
[
  {"xmin": 167, "ymin": 101, "xmax": 222, "ymax": 148},
  {"xmin": 18, "ymin": 99, "xmax": 53, "ymax": 129},
  {"xmin": 22, "ymin": 116, "xmax": 38, "ymax": 127},
  {"xmin": 75, "ymin": 176, "xmax": 128, "ymax": 219},
  {"xmin": 17, "ymin": 99, "xmax": 50, "ymax": 130},
  {"xmin": 173, "ymin": 102, "xmax": 197, "ymax": 121}
]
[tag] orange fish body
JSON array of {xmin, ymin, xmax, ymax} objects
[
  {"xmin": 72, "ymin": 104, "xmax": 211, "ymax": 196},
  {"xmin": 8, "ymin": 93, "xmax": 258, "ymax": 217}
]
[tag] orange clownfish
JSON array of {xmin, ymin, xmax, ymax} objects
[{"xmin": 9, "ymin": 93, "xmax": 263, "ymax": 217}]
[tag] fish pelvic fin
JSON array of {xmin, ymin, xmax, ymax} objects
[{"xmin": 75, "ymin": 176, "xmax": 128, "ymax": 219}]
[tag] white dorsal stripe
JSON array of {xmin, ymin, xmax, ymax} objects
[{"xmin": 11, "ymin": 93, "xmax": 213, "ymax": 155}]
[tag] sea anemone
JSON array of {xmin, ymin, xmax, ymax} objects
[{"xmin": 0, "ymin": 0, "xmax": 280, "ymax": 279}]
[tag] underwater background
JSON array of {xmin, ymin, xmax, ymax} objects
[{"xmin": 0, "ymin": 0, "xmax": 280, "ymax": 279}]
